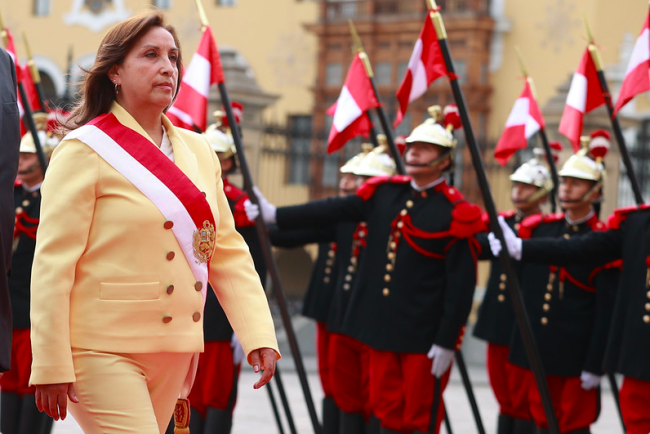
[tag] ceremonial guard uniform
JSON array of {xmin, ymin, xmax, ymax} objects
[
  {"xmin": 495, "ymin": 133, "xmax": 619, "ymax": 433},
  {"xmin": 184, "ymin": 112, "xmax": 268, "ymax": 434},
  {"xmin": 474, "ymin": 154, "xmax": 553, "ymax": 434},
  {"xmin": 260, "ymin": 110, "xmax": 483, "ymax": 434},
  {"xmin": 1, "ymin": 118, "xmax": 58, "ymax": 434}
]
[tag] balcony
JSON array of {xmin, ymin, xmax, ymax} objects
[{"xmin": 322, "ymin": 0, "xmax": 490, "ymax": 23}]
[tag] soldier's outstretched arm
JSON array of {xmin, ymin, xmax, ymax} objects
[
  {"xmin": 276, "ymin": 195, "xmax": 369, "ymax": 231},
  {"xmin": 522, "ymin": 229, "xmax": 621, "ymax": 266}
]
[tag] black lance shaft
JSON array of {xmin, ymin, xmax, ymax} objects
[
  {"xmin": 538, "ymin": 128, "xmax": 559, "ymax": 213},
  {"xmin": 273, "ymin": 366, "xmax": 298, "ymax": 434},
  {"xmin": 454, "ymin": 350, "xmax": 486, "ymax": 434},
  {"xmin": 366, "ymin": 110, "xmax": 380, "ymax": 147},
  {"xmin": 265, "ymin": 381, "xmax": 287, "ymax": 434},
  {"xmin": 217, "ymin": 82, "xmax": 323, "ymax": 434},
  {"xmin": 18, "ymin": 82, "xmax": 48, "ymax": 174},
  {"xmin": 588, "ymin": 45, "xmax": 644, "ymax": 205},
  {"xmin": 428, "ymin": 5, "xmax": 560, "ymax": 433},
  {"xmin": 368, "ymin": 77, "xmax": 406, "ymax": 175}
]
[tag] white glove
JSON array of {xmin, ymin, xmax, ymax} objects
[
  {"xmin": 427, "ymin": 344, "xmax": 454, "ymax": 378},
  {"xmin": 252, "ymin": 186, "xmax": 277, "ymax": 224},
  {"xmin": 243, "ymin": 199, "xmax": 259, "ymax": 222},
  {"xmin": 497, "ymin": 215, "xmax": 522, "ymax": 260},
  {"xmin": 580, "ymin": 371, "xmax": 602, "ymax": 390},
  {"xmin": 231, "ymin": 333, "xmax": 245, "ymax": 366},
  {"xmin": 487, "ymin": 232, "xmax": 502, "ymax": 257}
]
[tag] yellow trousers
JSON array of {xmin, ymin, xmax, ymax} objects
[{"xmin": 68, "ymin": 348, "xmax": 193, "ymax": 434}]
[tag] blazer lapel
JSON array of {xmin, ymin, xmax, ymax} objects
[{"xmin": 162, "ymin": 114, "xmax": 200, "ymax": 186}]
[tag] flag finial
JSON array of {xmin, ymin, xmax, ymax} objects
[
  {"xmin": 23, "ymin": 32, "xmax": 42, "ymax": 84},
  {"xmin": 514, "ymin": 46, "xmax": 528, "ymax": 78},
  {"xmin": 582, "ymin": 13, "xmax": 595, "ymax": 45},
  {"xmin": 347, "ymin": 20, "xmax": 374, "ymax": 78},
  {"xmin": 194, "ymin": 0, "xmax": 209, "ymax": 30}
]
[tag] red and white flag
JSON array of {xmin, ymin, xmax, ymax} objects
[
  {"xmin": 4, "ymin": 29, "xmax": 26, "ymax": 134},
  {"xmin": 326, "ymin": 54, "xmax": 379, "ymax": 154},
  {"xmin": 394, "ymin": 12, "xmax": 448, "ymax": 128},
  {"xmin": 167, "ymin": 26, "xmax": 225, "ymax": 132},
  {"xmin": 21, "ymin": 63, "xmax": 43, "ymax": 112},
  {"xmin": 614, "ymin": 10, "xmax": 650, "ymax": 115},
  {"xmin": 558, "ymin": 48, "xmax": 605, "ymax": 151},
  {"xmin": 494, "ymin": 80, "xmax": 545, "ymax": 165}
]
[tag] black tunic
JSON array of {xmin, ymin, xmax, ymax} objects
[
  {"xmin": 510, "ymin": 213, "xmax": 618, "ymax": 377},
  {"xmin": 276, "ymin": 178, "xmax": 481, "ymax": 353},
  {"xmin": 521, "ymin": 205, "xmax": 650, "ymax": 381}
]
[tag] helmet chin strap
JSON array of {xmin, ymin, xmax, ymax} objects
[
  {"xmin": 404, "ymin": 149, "xmax": 452, "ymax": 168},
  {"xmin": 561, "ymin": 180, "xmax": 602, "ymax": 204}
]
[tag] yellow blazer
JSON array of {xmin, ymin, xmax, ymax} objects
[{"xmin": 30, "ymin": 103, "xmax": 279, "ymax": 385}]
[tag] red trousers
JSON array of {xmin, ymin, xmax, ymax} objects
[
  {"xmin": 188, "ymin": 341, "xmax": 240, "ymax": 418},
  {"xmin": 620, "ymin": 376, "xmax": 650, "ymax": 434},
  {"xmin": 369, "ymin": 349, "xmax": 451, "ymax": 433},
  {"xmin": 525, "ymin": 370, "xmax": 598, "ymax": 432},
  {"xmin": 0, "ymin": 329, "xmax": 35, "ymax": 395},
  {"xmin": 328, "ymin": 333, "xmax": 371, "ymax": 417},
  {"xmin": 486, "ymin": 343, "xmax": 533, "ymax": 420},
  {"xmin": 316, "ymin": 322, "xmax": 334, "ymax": 398}
]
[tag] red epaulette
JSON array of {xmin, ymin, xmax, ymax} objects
[
  {"xmin": 587, "ymin": 218, "xmax": 608, "ymax": 232},
  {"xmin": 519, "ymin": 212, "xmax": 563, "ymax": 239},
  {"xmin": 607, "ymin": 204, "xmax": 650, "ymax": 230},
  {"xmin": 482, "ymin": 209, "xmax": 516, "ymax": 226},
  {"xmin": 441, "ymin": 185, "xmax": 465, "ymax": 204},
  {"xmin": 445, "ymin": 187, "xmax": 484, "ymax": 238},
  {"xmin": 356, "ymin": 175, "xmax": 411, "ymax": 200}
]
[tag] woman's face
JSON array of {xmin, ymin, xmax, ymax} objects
[{"xmin": 110, "ymin": 26, "xmax": 179, "ymax": 113}]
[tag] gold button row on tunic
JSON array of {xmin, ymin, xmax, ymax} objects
[
  {"xmin": 500, "ymin": 273, "xmax": 507, "ymax": 282},
  {"xmin": 644, "ymin": 315, "xmax": 650, "ymax": 324},
  {"xmin": 383, "ymin": 288, "xmax": 390, "ymax": 296},
  {"xmin": 497, "ymin": 294, "xmax": 505, "ymax": 302},
  {"xmin": 406, "ymin": 200, "xmax": 414, "ymax": 209},
  {"xmin": 343, "ymin": 283, "xmax": 350, "ymax": 291},
  {"xmin": 541, "ymin": 317, "xmax": 548, "ymax": 325}
]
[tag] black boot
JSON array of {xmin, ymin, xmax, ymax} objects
[
  {"xmin": 1, "ymin": 391, "xmax": 21, "ymax": 434},
  {"xmin": 379, "ymin": 427, "xmax": 403, "ymax": 434},
  {"xmin": 188, "ymin": 407, "xmax": 204, "ymax": 434},
  {"xmin": 366, "ymin": 414, "xmax": 381, "ymax": 434},
  {"xmin": 340, "ymin": 411, "xmax": 366, "ymax": 434},
  {"xmin": 322, "ymin": 397, "xmax": 340, "ymax": 434},
  {"xmin": 17, "ymin": 394, "xmax": 52, "ymax": 434},
  {"xmin": 204, "ymin": 407, "xmax": 233, "ymax": 434},
  {"xmin": 513, "ymin": 418, "xmax": 537, "ymax": 434},
  {"xmin": 497, "ymin": 413, "xmax": 515, "ymax": 434}
]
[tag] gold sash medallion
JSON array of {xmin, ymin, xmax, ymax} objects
[
  {"xmin": 193, "ymin": 220, "xmax": 215, "ymax": 264},
  {"xmin": 173, "ymin": 398, "xmax": 191, "ymax": 434}
]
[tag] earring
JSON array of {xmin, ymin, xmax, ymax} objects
[{"xmin": 114, "ymin": 82, "xmax": 121, "ymax": 95}]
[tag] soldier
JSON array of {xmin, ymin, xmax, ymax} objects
[
  {"xmin": 256, "ymin": 106, "xmax": 483, "ymax": 434},
  {"xmin": 1, "ymin": 113, "xmax": 58, "ymax": 434},
  {"xmin": 179, "ymin": 109, "xmax": 266, "ymax": 434},
  {"xmin": 475, "ymin": 151, "xmax": 554, "ymax": 434},
  {"xmin": 491, "ymin": 131, "xmax": 619, "ymax": 434},
  {"xmin": 268, "ymin": 143, "xmax": 376, "ymax": 434}
]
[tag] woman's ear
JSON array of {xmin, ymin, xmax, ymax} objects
[{"xmin": 108, "ymin": 65, "xmax": 120, "ymax": 84}]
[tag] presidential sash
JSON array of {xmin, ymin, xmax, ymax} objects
[{"xmin": 65, "ymin": 113, "xmax": 216, "ymax": 305}]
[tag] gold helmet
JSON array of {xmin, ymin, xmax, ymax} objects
[
  {"xmin": 354, "ymin": 142, "xmax": 396, "ymax": 177},
  {"xmin": 509, "ymin": 149, "xmax": 554, "ymax": 202},
  {"xmin": 340, "ymin": 143, "xmax": 374, "ymax": 174},
  {"xmin": 405, "ymin": 106, "xmax": 456, "ymax": 149},
  {"xmin": 204, "ymin": 128, "xmax": 236, "ymax": 159},
  {"xmin": 558, "ymin": 130, "xmax": 610, "ymax": 202},
  {"xmin": 19, "ymin": 113, "xmax": 59, "ymax": 156}
]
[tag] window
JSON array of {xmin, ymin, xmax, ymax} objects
[
  {"xmin": 217, "ymin": 0, "xmax": 237, "ymax": 6},
  {"xmin": 153, "ymin": 0, "xmax": 172, "ymax": 8},
  {"xmin": 375, "ymin": 62, "xmax": 392, "ymax": 85},
  {"xmin": 454, "ymin": 59, "xmax": 466, "ymax": 85},
  {"xmin": 397, "ymin": 61, "xmax": 408, "ymax": 84},
  {"xmin": 325, "ymin": 63, "xmax": 343, "ymax": 86},
  {"xmin": 288, "ymin": 115, "xmax": 313, "ymax": 185},
  {"xmin": 33, "ymin": 0, "xmax": 50, "ymax": 16}
]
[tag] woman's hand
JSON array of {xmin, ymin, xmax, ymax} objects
[
  {"xmin": 35, "ymin": 382, "xmax": 79, "ymax": 420},
  {"xmin": 248, "ymin": 347, "xmax": 278, "ymax": 389}
]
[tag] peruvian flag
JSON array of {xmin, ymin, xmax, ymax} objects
[
  {"xmin": 167, "ymin": 26, "xmax": 225, "ymax": 132},
  {"xmin": 326, "ymin": 54, "xmax": 379, "ymax": 153},
  {"xmin": 394, "ymin": 12, "xmax": 448, "ymax": 128},
  {"xmin": 558, "ymin": 48, "xmax": 605, "ymax": 151},
  {"xmin": 21, "ymin": 63, "xmax": 43, "ymax": 112},
  {"xmin": 494, "ymin": 80, "xmax": 545, "ymax": 165},
  {"xmin": 614, "ymin": 10, "xmax": 650, "ymax": 115}
]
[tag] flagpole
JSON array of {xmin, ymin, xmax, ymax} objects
[
  {"xmin": 427, "ymin": 2, "xmax": 560, "ymax": 432},
  {"xmin": 349, "ymin": 20, "xmax": 406, "ymax": 174},
  {"xmin": 515, "ymin": 48, "xmax": 559, "ymax": 212},
  {"xmin": 583, "ymin": 18, "xmax": 644, "ymax": 205},
  {"xmin": 193, "ymin": 2, "xmax": 322, "ymax": 433},
  {"xmin": 366, "ymin": 111, "xmax": 380, "ymax": 147},
  {"xmin": 23, "ymin": 33, "xmax": 48, "ymax": 111}
]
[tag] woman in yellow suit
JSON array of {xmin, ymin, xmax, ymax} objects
[{"xmin": 29, "ymin": 11, "xmax": 279, "ymax": 434}]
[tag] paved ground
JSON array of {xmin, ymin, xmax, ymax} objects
[{"xmin": 49, "ymin": 317, "xmax": 626, "ymax": 434}]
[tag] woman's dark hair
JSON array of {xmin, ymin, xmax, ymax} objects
[{"xmin": 64, "ymin": 10, "xmax": 183, "ymax": 130}]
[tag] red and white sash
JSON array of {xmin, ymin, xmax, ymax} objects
[{"xmin": 65, "ymin": 113, "xmax": 216, "ymax": 304}]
